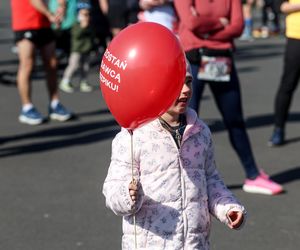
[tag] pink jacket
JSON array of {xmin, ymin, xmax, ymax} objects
[{"xmin": 103, "ymin": 108, "xmax": 245, "ymax": 249}]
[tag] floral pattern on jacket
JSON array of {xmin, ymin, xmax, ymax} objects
[{"xmin": 103, "ymin": 108, "xmax": 246, "ymax": 250}]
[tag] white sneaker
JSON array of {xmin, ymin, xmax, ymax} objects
[
  {"xmin": 59, "ymin": 81, "xmax": 74, "ymax": 93},
  {"xmin": 19, "ymin": 107, "xmax": 44, "ymax": 125},
  {"xmin": 49, "ymin": 103, "xmax": 72, "ymax": 121},
  {"xmin": 80, "ymin": 82, "xmax": 93, "ymax": 92}
]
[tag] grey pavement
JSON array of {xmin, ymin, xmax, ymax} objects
[{"xmin": 1, "ymin": 2, "xmax": 300, "ymax": 250}]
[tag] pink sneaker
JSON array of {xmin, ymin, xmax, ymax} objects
[
  {"xmin": 259, "ymin": 169, "xmax": 270, "ymax": 179},
  {"xmin": 243, "ymin": 173, "xmax": 283, "ymax": 195}
]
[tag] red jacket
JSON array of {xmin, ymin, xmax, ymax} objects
[
  {"xmin": 11, "ymin": 0, "xmax": 50, "ymax": 31},
  {"xmin": 174, "ymin": 0, "xmax": 244, "ymax": 51}
]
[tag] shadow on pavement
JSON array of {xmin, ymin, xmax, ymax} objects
[
  {"xmin": 235, "ymin": 43, "xmax": 284, "ymax": 62},
  {"xmin": 272, "ymin": 166, "xmax": 300, "ymax": 184},
  {"xmin": 0, "ymin": 119, "xmax": 119, "ymax": 158},
  {"xmin": 0, "ymin": 70, "xmax": 16, "ymax": 85},
  {"xmin": 0, "ymin": 37, "xmax": 14, "ymax": 45},
  {"xmin": 75, "ymin": 109, "xmax": 110, "ymax": 118},
  {"xmin": 207, "ymin": 112, "xmax": 300, "ymax": 134},
  {"xmin": 236, "ymin": 66, "xmax": 259, "ymax": 74},
  {"xmin": 1, "ymin": 111, "xmax": 300, "ymax": 157}
]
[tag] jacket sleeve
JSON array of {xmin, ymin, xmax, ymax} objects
[
  {"xmin": 204, "ymin": 131, "xmax": 246, "ymax": 227},
  {"xmin": 174, "ymin": 0, "xmax": 224, "ymax": 34},
  {"xmin": 208, "ymin": 0, "xmax": 244, "ymax": 41},
  {"xmin": 71, "ymin": 24, "xmax": 83, "ymax": 40},
  {"xmin": 102, "ymin": 130, "xmax": 144, "ymax": 216}
]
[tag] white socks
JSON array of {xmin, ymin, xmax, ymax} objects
[
  {"xmin": 50, "ymin": 99, "xmax": 59, "ymax": 109},
  {"xmin": 23, "ymin": 100, "xmax": 60, "ymax": 111},
  {"xmin": 22, "ymin": 103, "xmax": 33, "ymax": 112}
]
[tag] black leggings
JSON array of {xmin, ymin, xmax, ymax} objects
[
  {"xmin": 262, "ymin": 0, "xmax": 280, "ymax": 30},
  {"xmin": 274, "ymin": 38, "xmax": 300, "ymax": 128},
  {"xmin": 189, "ymin": 63, "xmax": 259, "ymax": 179}
]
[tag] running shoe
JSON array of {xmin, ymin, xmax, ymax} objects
[
  {"xmin": 59, "ymin": 80, "xmax": 74, "ymax": 93},
  {"xmin": 243, "ymin": 173, "xmax": 283, "ymax": 195},
  {"xmin": 80, "ymin": 81, "xmax": 93, "ymax": 92},
  {"xmin": 19, "ymin": 107, "xmax": 44, "ymax": 125},
  {"xmin": 268, "ymin": 128, "xmax": 284, "ymax": 147},
  {"xmin": 49, "ymin": 102, "xmax": 72, "ymax": 122}
]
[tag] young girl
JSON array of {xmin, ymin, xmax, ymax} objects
[
  {"xmin": 59, "ymin": 1, "xmax": 95, "ymax": 93},
  {"xmin": 103, "ymin": 61, "xmax": 246, "ymax": 249}
]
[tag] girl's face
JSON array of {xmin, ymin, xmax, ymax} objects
[
  {"xmin": 166, "ymin": 75, "xmax": 193, "ymax": 116},
  {"xmin": 78, "ymin": 9, "xmax": 90, "ymax": 22}
]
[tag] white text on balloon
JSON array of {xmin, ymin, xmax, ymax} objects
[
  {"xmin": 100, "ymin": 72, "xmax": 119, "ymax": 92},
  {"xmin": 103, "ymin": 50, "xmax": 127, "ymax": 70},
  {"xmin": 101, "ymin": 62, "xmax": 121, "ymax": 83}
]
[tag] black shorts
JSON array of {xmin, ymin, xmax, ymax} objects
[
  {"xmin": 14, "ymin": 28, "xmax": 55, "ymax": 47},
  {"xmin": 107, "ymin": 4, "xmax": 128, "ymax": 29}
]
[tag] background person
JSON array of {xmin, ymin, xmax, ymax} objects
[
  {"xmin": 99, "ymin": 0, "xmax": 134, "ymax": 42},
  {"xmin": 48, "ymin": 0, "xmax": 78, "ymax": 58},
  {"xmin": 240, "ymin": 0, "xmax": 255, "ymax": 41},
  {"xmin": 269, "ymin": 0, "xmax": 300, "ymax": 146},
  {"xmin": 138, "ymin": 0, "xmax": 178, "ymax": 32},
  {"xmin": 59, "ymin": 0, "xmax": 96, "ymax": 93},
  {"xmin": 174, "ymin": 0, "xmax": 283, "ymax": 195},
  {"xmin": 11, "ymin": 0, "xmax": 72, "ymax": 125}
]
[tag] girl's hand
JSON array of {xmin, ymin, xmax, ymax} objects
[
  {"xmin": 226, "ymin": 210, "xmax": 244, "ymax": 229},
  {"xmin": 129, "ymin": 179, "xmax": 139, "ymax": 203}
]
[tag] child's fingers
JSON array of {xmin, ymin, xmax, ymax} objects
[
  {"xmin": 129, "ymin": 190, "xmax": 137, "ymax": 201},
  {"xmin": 129, "ymin": 180, "xmax": 139, "ymax": 202},
  {"xmin": 227, "ymin": 211, "xmax": 243, "ymax": 229},
  {"xmin": 129, "ymin": 189, "xmax": 137, "ymax": 196},
  {"xmin": 129, "ymin": 180, "xmax": 139, "ymax": 190},
  {"xmin": 129, "ymin": 183, "xmax": 138, "ymax": 191}
]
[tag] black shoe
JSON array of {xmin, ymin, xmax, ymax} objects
[{"xmin": 268, "ymin": 128, "xmax": 284, "ymax": 147}]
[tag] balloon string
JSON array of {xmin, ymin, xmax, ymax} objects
[{"xmin": 129, "ymin": 130, "xmax": 137, "ymax": 249}]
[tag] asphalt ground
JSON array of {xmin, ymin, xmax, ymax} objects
[{"xmin": 1, "ymin": 2, "xmax": 299, "ymax": 250}]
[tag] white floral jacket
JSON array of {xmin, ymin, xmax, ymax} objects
[{"xmin": 103, "ymin": 108, "xmax": 246, "ymax": 250}]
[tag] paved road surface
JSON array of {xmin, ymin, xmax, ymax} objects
[{"xmin": 1, "ymin": 2, "xmax": 299, "ymax": 250}]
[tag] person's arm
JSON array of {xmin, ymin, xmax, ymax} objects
[
  {"xmin": 30, "ymin": 0, "xmax": 54, "ymax": 20},
  {"xmin": 139, "ymin": 0, "xmax": 170, "ymax": 10},
  {"xmin": 30, "ymin": 0, "xmax": 65, "ymax": 26},
  {"xmin": 99, "ymin": 0, "xmax": 109, "ymax": 14},
  {"xmin": 281, "ymin": 1, "xmax": 300, "ymax": 14},
  {"xmin": 103, "ymin": 130, "xmax": 144, "ymax": 216},
  {"xmin": 204, "ymin": 128, "xmax": 246, "ymax": 229},
  {"xmin": 207, "ymin": 0, "xmax": 244, "ymax": 41},
  {"xmin": 174, "ymin": 0, "xmax": 224, "ymax": 35},
  {"xmin": 55, "ymin": 0, "xmax": 66, "ymax": 20}
]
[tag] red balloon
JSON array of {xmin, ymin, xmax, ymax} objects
[{"xmin": 99, "ymin": 22, "xmax": 186, "ymax": 130}]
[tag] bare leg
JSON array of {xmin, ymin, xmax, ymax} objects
[
  {"xmin": 62, "ymin": 52, "xmax": 81, "ymax": 82},
  {"xmin": 40, "ymin": 41, "xmax": 59, "ymax": 101},
  {"xmin": 16, "ymin": 39, "xmax": 35, "ymax": 106},
  {"xmin": 111, "ymin": 27, "xmax": 122, "ymax": 37}
]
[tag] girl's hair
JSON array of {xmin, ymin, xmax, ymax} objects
[{"xmin": 185, "ymin": 58, "xmax": 192, "ymax": 77}]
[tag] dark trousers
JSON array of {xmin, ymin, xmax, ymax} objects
[
  {"xmin": 189, "ymin": 63, "xmax": 259, "ymax": 179},
  {"xmin": 262, "ymin": 0, "xmax": 280, "ymax": 31},
  {"xmin": 274, "ymin": 38, "xmax": 300, "ymax": 129}
]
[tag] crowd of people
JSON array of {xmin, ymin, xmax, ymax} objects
[{"xmin": 10, "ymin": 0, "xmax": 300, "ymax": 249}]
